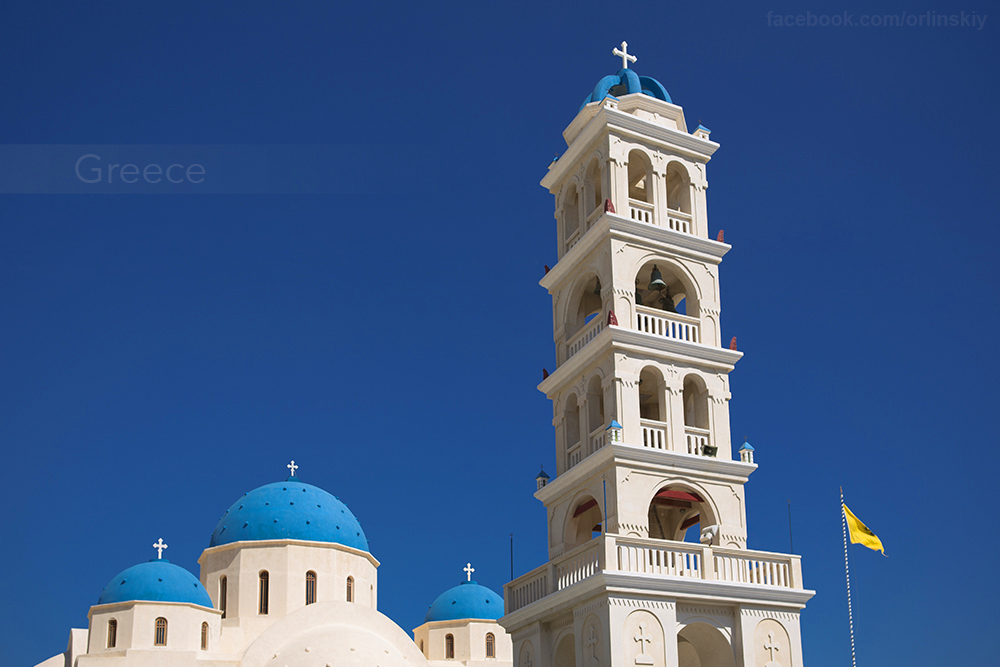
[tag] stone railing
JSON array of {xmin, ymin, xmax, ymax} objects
[
  {"xmin": 640, "ymin": 419, "xmax": 668, "ymax": 450},
  {"xmin": 635, "ymin": 306, "xmax": 699, "ymax": 344},
  {"xmin": 565, "ymin": 228, "xmax": 581, "ymax": 252},
  {"xmin": 505, "ymin": 535, "xmax": 802, "ymax": 614},
  {"xmin": 589, "ymin": 425, "xmax": 606, "ymax": 454},
  {"xmin": 567, "ymin": 442, "xmax": 582, "ymax": 469},
  {"xmin": 666, "ymin": 209, "xmax": 692, "ymax": 234},
  {"xmin": 566, "ymin": 317, "xmax": 604, "ymax": 361},
  {"xmin": 628, "ymin": 198, "xmax": 654, "ymax": 224},
  {"xmin": 684, "ymin": 426, "xmax": 710, "ymax": 455}
]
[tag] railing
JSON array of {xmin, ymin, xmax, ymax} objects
[
  {"xmin": 586, "ymin": 204, "xmax": 603, "ymax": 228},
  {"xmin": 505, "ymin": 535, "xmax": 801, "ymax": 614},
  {"xmin": 589, "ymin": 426, "xmax": 606, "ymax": 453},
  {"xmin": 567, "ymin": 442, "xmax": 582, "ymax": 469},
  {"xmin": 666, "ymin": 209, "xmax": 692, "ymax": 234},
  {"xmin": 685, "ymin": 426, "xmax": 710, "ymax": 456},
  {"xmin": 640, "ymin": 419, "xmax": 668, "ymax": 450},
  {"xmin": 628, "ymin": 198, "xmax": 654, "ymax": 224},
  {"xmin": 565, "ymin": 228, "xmax": 581, "ymax": 252},
  {"xmin": 566, "ymin": 317, "xmax": 603, "ymax": 360},
  {"xmin": 635, "ymin": 306, "xmax": 699, "ymax": 344}
]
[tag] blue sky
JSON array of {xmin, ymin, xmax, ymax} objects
[{"xmin": 1, "ymin": 2, "xmax": 997, "ymax": 665}]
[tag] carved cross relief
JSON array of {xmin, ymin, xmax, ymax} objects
[
  {"xmin": 586, "ymin": 626, "xmax": 600, "ymax": 666},
  {"xmin": 633, "ymin": 623, "xmax": 654, "ymax": 665},
  {"xmin": 763, "ymin": 631, "xmax": 782, "ymax": 667}
]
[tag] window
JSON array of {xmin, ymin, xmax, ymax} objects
[
  {"xmin": 219, "ymin": 575, "xmax": 227, "ymax": 619},
  {"xmin": 106, "ymin": 619, "xmax": 117, "ymax": 649},
  {"xmin": 486, "ymin": 632, "xmax": 496, "ymax": 658},
  {"xmin": 346, "ymin": 576, "xmax": 354, "ymax": 602},
  {"xmin": 445, "ymin": 634, "xmax": 455, "ymax": 659},
  {"xmin": 306, "ymin": 571, "xmax": 317, "ymax": 605},
  {"xmin": 200, "ymin": 622, "xmax": 209, "ymax": 651},
  {"xmin": 154, "ymin": 617, "xmax": 167, "ymax": 646},
  {"xmin": 258, "ymin": 571, "xmax": 269, "ymax": 615}
]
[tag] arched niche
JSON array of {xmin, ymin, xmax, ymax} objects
[{"xmin": 565, "ymin": 495, "xmax": 603, "ymax": 550}]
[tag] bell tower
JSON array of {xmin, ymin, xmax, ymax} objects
[{"xmin": 501, "ymin": 44, "xmax": 813, "ymax": 667}]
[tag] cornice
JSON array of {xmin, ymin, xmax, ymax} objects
[
  {"xmin": 88, "ymin": 598, "xmax": 221, "ymax": 620},
  {"xmin": 198, "ymin": 538, "xmax": 380, "ymax": 568}
]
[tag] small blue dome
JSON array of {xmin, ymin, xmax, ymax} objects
[
  {"xmin": 425, "ymin": 581, "xmax": 503, "ymax": 623},
  {"xmin": 209, "ymin": 479, "xmax": 369, "ymax": 552},
  {"xmin": 580, "ymin": 68, "xmax": 672, "ymax": 111},
  {"xmin": 98, "ymin": 559, "xmax": 212, "ymax": 607},
  {"xmin": 740, "ymin": 441, "xmax": 755, "ymax": 452}
]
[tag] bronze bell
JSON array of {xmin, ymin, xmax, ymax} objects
[
  {"xmin": 660, "ymin": 290, "xmax": 677, "ymax": 313},
  {"xmin": 648, "ymin": 265, "xmax": 666, "ymax": 291}
]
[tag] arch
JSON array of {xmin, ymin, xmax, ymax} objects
[
  {"xmin": 200, "ymin": 622, "xmax": 209, "ymax": 651},
  {"xmin": 562, "ymin": 182, "xmax": 581, "ymax": 252},
  {"xmin": 638, "ymin": 365, "xmax": 666, "ymax": 422},
  {"xmin": 219, "ymin": 575, "xmax": 227, "ymax": 619},
  {"xmin": 586, "ymin": 374, "xmax": 605, "ymax": 451},
  {"xmin": 445, "ymin": 633, "xmax": 455, "ymax": 659},
  {"xmin": 677, "ymin": 622, "xmax": 735, "ymax": 667},
  {"xmin": 346, "ymin": 575, "xmax": 354, "ymax": 602},
  {"xmin": 258, "ymin": 571, "xmax": 269, "ymax": 615},
  {"xmin": 305, "ymin": 570, "xmax": 317, "ymax": 605},
  {"xmin": 627, "ymin": 149, "xmax": 654, "ymax": 203},
  {"xmin": 518, "ymin": 639, "xmax": 535, "ymax": 667},
  {"xmin": 563, "ymin": 271, "xmax": 603, "ymax": 342},
  {"xmin": 564, "ymin": 493, "xmax": 603, "ymax": 550},
  {"xmin": 106, "ymin": 618, "xmax": 117, "ymax": 649},
  {"xmin": 154, "ymin": 617, "xmax": 167, "ymax": 647},
  {"xmin": 553, "ymin": 631, "xmax": 576, "ymax": 667},
  {"xmin": 665, "ymin": 160, "xmax": 693, "ymax": 215},
  {"xmin": 564, "ymin": 393, "xmax": 581, "ymax": 470},
  {"xmin": 646, "ymin": 482, "xmax": 720, "ymax": 544},
  {"xmin": 683, "ymin": 373, "xmax": 710, "ymax": 432},
  {"xmin": 585, "ymin": 158, "xmax": 603, "ymax": 218},
  {"xmin": 633, "ymin": 258, "xmax": 699, "ymax": 319},
  {"xmin": 486, "ymin": 632, "xmax": 496, "ymax": 658}
]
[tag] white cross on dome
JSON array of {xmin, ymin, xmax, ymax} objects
[
  {"xmin": 287, "ymin": 460, "xmax": 298, "ymax": 476},
  {"xmin": 152, "ymin": 538, "xmax": 168, "ymax": 559},
  {"xmin": 463, "ymin": 563, "xmax": 475, "ymax": 581}
]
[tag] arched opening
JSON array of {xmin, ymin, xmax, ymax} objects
[
  {"xmin": 200, "ymin": 622, "xmax": 209, "ymax": 651},
  {"xmin": 566, "ymin": 496, "xmax": 603, "ymax": 550},
  {"xmin": 666, "ymin": 162, "xmax": 692, "ymax": 215},
  {"xmin": 346, "ymin": 576, "xmax": 354, "ymax": 602},
  {"xmin": 647, "ymin": 485, "xmax": 716, "ymax": 544},
  {"xmin": 445, "ymin": 634, "xmax": 455, "ymax": 659},
  {"xmin": 682, "ymin": 375, "xmax": 711, "ymax": 456},
  {"xmin": 634, "ymin": 261, "xmax": 695, "ymax": 318},
  {"xmin": 554, "ymin": 633, "xmax": 576, "ymax": 667},
  {"xmin": 219, "ymin": 575, "xmax": 227, "ymax": 619},
  {"xmin": 585, "ymin": 159, "xmax": 603, "ymax": 220},
  {"xmin": 486, "ymin": 632, "xmax": 496, "ymax": 658},
  {"xmin": 565, "ymin": 274, "xmax": 603, "ymax": 346},
  {"xmin": 677, "ymin": 622, "xmax": 736, "ymax": 667},
  {"xmin": 563, "ymin": 184, "xmax": 581, "ymax": 252},
  {"xmin": 639, "ymin": 366, "xmax": 667, "ymax": 449},
  {"xmin": 106, "ymin": 619, "xmax": 117, "ymax": 649},
  {"xmin": 564, "ymin": 393, "xmax": 581, "ymax": 470},
  {"xmin": 305, "ymin": 571, "xmax": 317, "ymax": 605},
  {"xmin": 154, "ymin": 617, "xmax": 167, "ymax": 647},
  {"xmin": 586, "ymin": 375, "xmax": 605, "ymax": 453},
  {"xmin": 258, "ymin": 571, "xmax": 269, "ymax": 615},
  {"xmin": 627, "ymin": 150, "xmax": 652, "ymax": 203}
]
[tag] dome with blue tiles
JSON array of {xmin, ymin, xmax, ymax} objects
[
  {"xmin": 97, "ymin": 559, "xmax": 212, "ymax": 607},
  {"xmin": 425, "ymin": 580, "xmax": 503, "ymax": 623},
  {"xmin": 209, "ymin": 471, "xmax": 369, "ymax": 552}
]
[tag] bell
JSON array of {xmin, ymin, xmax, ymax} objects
[
  {"xmin": 660, "ymin": 290, "xmax": 677, "ymax": 313},
  {"xmin": 593, "ymin": 277, "xmax": 602, "ymax": 296},
  {"xmin": 647, "ymin": 265, "xmax": 666, "ymax": 291}
]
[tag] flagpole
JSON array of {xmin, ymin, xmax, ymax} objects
[{"xmin": 841, "ymin": 487, "xmax": 857, "ymax": 667}]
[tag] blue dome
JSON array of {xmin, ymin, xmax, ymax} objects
[
  {"xmin": 580, "ymin": 68, "xmax": 672, "ymax": 111},
  {"xmin": 98, "ymin": 559, "xmax": 212, "ymax": 607},
  {"xmin": 425, "ymin": 581, "xmax": 503, "ymax": 623},
  {"xmin": 209, "ymin": 479, "xmax": 369, "ymax": 552}
]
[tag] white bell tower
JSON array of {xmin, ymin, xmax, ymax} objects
[{"xmin": 501, "ymin": 46, "xmax": 814, "ymax": 667}]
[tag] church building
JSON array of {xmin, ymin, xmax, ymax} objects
[{"xmin": 31, "ymin": 44, "xmax": 811, "ymax": 667}]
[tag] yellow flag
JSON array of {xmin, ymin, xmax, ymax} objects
[{"xmin": 843, "ymin": 503, "xmax": 886, "ymax": 555}]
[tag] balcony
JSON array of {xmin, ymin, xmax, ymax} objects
[
  {"xmin": 566, "ymin": 316, "xmax": 604, "ymax": 361},
  {"xmin": 666, "ymin": 209, "xmax": 692, "ymax": 234},
  {"xmin": 640, "ymin": 419, "xmax": 668, "ymax": 450},
  {"xmin": 567, "ymin": 442, "xmax": 582, "ymax": 469},
  {"xmin": 628, "ymin": 198, "xmax": 654, "ymax": 224},
  {"xmin": 685, "ymin": 426, "xmax": 710, "ymax": 455},
  {"xmin": 505, "ymin": 535, "xmax": 804, "ymax": 615},
  {"xmin": 636, "ymin": 306, "xmax": 699, "ymax": 344},
  {"xmin": 589, "ymin": 425, "xmax": 606, "ymax": 453}
]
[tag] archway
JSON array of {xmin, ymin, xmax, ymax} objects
[
  {"xmin": 566, "ymin": 496, "xmax": 603, "ymax": 550},
  {"xmin": 677, "ymin": 622, "xmax": 735, "ymax": 667},
  {"xmin": 647, "ymin": 485, "xmax": 717, "ymax": 544},
  {"xmin": 554, "ymin": 632, "xmax": 576, "ymax": 667}
]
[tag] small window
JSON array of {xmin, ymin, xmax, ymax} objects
[
  {"xmin": 346, "ymin": 576, "xmax": 354, "ymax": 603},
  {"xmin": 154, "ymin": 617, "xmax": 167, "ymax": 646},
  {"xmin": 486, "ymin": 632, "xmax": 495, "ymax": 658},
  {"xmin": 219, "ymin": 575, "xmax": 227, "ymax": 619},
  {"xmin": 306, "ymin": 571, "xmax": 317, "ymax": 605},
  {"xmin": 445, "ymin": 633, "xmax": 455, "ymax": 659},
  {"xmin": 258, "ymin": 571, "xmax": 269, "ymax": 615},
  {"xmin": 200, "ymin": 622, "xmax": 209, "ymax": 651},
  {"xmin": 106, "ymin": 619, "xmax": 117, "ymax": 649}
]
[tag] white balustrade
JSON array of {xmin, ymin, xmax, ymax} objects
[
  {"xmin": 628, "ymin": 198, "xmax": 654, "ymax": 224},
  {"xmin": 506, "ymin": 568, "xmax": 549, "ymax": 613},
  {"xmin": 567, "ymin": 443, "xmax": 582, "ymax": 469},
  {"xmin": 566, "ymin": 228, "xmax": 581, "ymax": 252},
  {"xmin": 640, "ymin": 419, "xmax": 668, "ymax": 450},
  {"xmin": 685, "ymin": 427, "xmax": 710, "ymax": 456},
  {"xmin": 714, "ymin": 552, "xmax": 792, "ymax": 588},
  {"xmin": 589, "ymin": 426, "xmax": 606, "ymax": 453},
  {"xmin": 635, "ymin": 306, "xmax": 699, "ymax": 344},
  {"xmin": 666, "ymin": 209, "xmax": 692, "ymax": 234},
  {"xmin": 566, "ymin": 317, "xmax": 604, "ymax": 360},
  {"xmin": 617, "ymin": 539, "xmax": 701, "ymax": 578},
  {"xmin": 586, "ymin": 204, "xmax": 603, "ymax": 227},
  {"xmin": 555, "ymin": 542, "xmax": 600, "ymax": 591}
]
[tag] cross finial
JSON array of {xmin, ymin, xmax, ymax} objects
[
  {"xmin": 153, "ymin": 538, "xmax": 168, "ymax": 559},
  {"xmin": 287, "ymin": 460, "xmax": 298, "ymax": 477},
  {"xmin": 464, "ymin": 562, "xmax": 475, "ymax": 581},
  {"xmin": 613, "ymin": 41, "xmax": 637, "ymax": 69}
]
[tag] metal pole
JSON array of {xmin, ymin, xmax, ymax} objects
[
  {"xmin": 509, "ymin": 533, "xmax": 514, "ymax": 581},
  {"xmin": 788, "ymin": 499, "xmax": 794, "ymax": 553},
  {"xmin": 841, "ymin": 487, "xmax": 857, "ymax": 667}
]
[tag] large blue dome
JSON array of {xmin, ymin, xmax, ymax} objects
[
  {"xmin": 209, "ymin": 478, "xmax": 369, "ymax": 552},
  {"xmin": 425, "ymin": 581, "xmax": 503, "ymax": 623},
  {"xmin": 580, "ymin": 68, "xmax": 672, "ymax": 111},
  {"xmin": 98, "ymin": 559, "xmax": 213, "ymax": 607}
]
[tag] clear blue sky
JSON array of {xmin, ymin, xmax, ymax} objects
[{"xmin": 1, "ymin": 2, "xmax": 996, "ymax": 665}]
